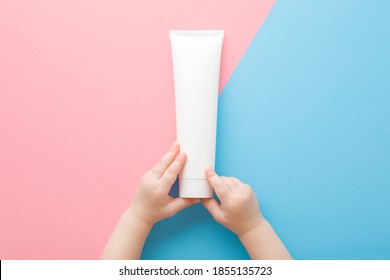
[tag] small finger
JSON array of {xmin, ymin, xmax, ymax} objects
[
  {"xmin": 151, "ymin": 141, "xmax": 179, "ymax": 178},
  {"xmin": 205, "ymin": 167, "xmax": 231, "ymax": 202},
  {"xmin": 160, "ymin": 151, "xmax": 186, "ymax": 191}
]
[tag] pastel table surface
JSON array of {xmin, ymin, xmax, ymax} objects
[
  {"xmin": 1, "ymin": 0, "xmax": 389, "ymax": 259},
  {"xmin": 144, "ymin": 1, "xmax": 390, "ymax": 260}
]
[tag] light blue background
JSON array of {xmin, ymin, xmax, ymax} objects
[{"xmin": 142, "ymin": 0, "xmax": 390, "ymax": 259}]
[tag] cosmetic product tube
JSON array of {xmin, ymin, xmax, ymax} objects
[{"xmin": 170, "ymin": 30, "xmax": 224, "ymax": 198}]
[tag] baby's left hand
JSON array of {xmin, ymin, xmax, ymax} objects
[{"xmin": 127, "ymin": 141, "xmax": 199, "ymax": 228}]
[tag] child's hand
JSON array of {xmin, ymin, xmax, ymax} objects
[
  {"xmin": 103, "ymin": 161, "xmax": 291, "ymax": 260},
  {"xmin": 127, "ymin": 142, "xmax": 200, "ymax": 228},
  {"xmin": 101, "ymin": 141, "xmax": 200, "ymax": 260},
  {"xmin": 201, "ymin": 167, "xmax": 264, "ymax": 237}
]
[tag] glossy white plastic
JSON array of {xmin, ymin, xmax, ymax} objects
[{"xmin": 170, "ymin": 30, "xmax": 224, "ymax": 198}]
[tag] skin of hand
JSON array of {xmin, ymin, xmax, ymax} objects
[
  {"xmin": 128, "ymin": 141, "xmax": 200, "ymax": 227},
  {"xmin": 202, "ymin": 167, "xmax": 292, "ymax": 260},
  {"xmin": 101, "ymin": 141, "xmax": 199, "ymax": 259},
  {"xmin": 201, "ymin": 167, "xmax": 263, "ymax": 236}
]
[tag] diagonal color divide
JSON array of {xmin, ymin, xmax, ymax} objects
[{"xmin": 0, "ymin": 0, "xmax": 275, "ymax": 258}]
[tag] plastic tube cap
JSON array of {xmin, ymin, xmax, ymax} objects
[{"xmin": 179, "ymin": 179, "xmax": 213, "ymax": 198}]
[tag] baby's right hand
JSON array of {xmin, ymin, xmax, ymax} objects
[{"xmin": 202, "ymin": 167, "xmax": 264, "ymax": 237}]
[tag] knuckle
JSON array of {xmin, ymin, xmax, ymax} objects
[
  {"xmin": 240, "ymin": 190, "xmax": 251, "ymax": 202},
  {"xmin": 156, "ymin": 162, "xmax": 167, "ymax": 170},
  {"xmin": 234, "ymin": 178, "xmax": 243, "ymax": 186},
  {"xmin": 232, "ymin": 200, "xmax": 243, "ymax": 209},
  {"xmin": 140, "ymin": 171, "xmax": 151, "ymax": 183},
  {"xmin": 152, "ymin": 186, "xmax": 164, "ymax": 197},
  {"xmin": 168, "ymin": 161, "xmax": 180, "ymax": 174},
  {"xmin": 162, "ymin": 151, "xmax": 174, "ymax": 161},
  {"xmin": 224, "ymin": 177, "xmax": 234, "ymax": 183},
  {"xmin": 165, "ymin": 167, "xmax": 176, "ymax": 178},
  {"xmin": 214, "ymin": 214, "xmax": 224, "ymax": 223},
  {"xmin": 225, "ymin": 199, "xmax": 237, "ymax": 209},
  {"xmin": 241, "ymin": 184, "xmax": 253, "ymax": 195},
  {"xmin": 233, "ymin": 177, "xmax": 240, "ymax": 182}
]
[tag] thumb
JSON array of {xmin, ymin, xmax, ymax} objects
[
  {"xmin": 165, "ymin": 198, "xmax": 200, "ymax": 216},
  {"xmin": 201, "ymin": 198, "xmax": 224, "ymax": 223},
  {"xmin": 205, "ymin": 167, "xmax": 230, "ymax": 203}
]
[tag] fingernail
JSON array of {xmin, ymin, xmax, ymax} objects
[
  {"xmin": 205, "ymin": 166, "xmax": 215, "ymax": 176},
  {"xmin": 170, "ymin": 141, "xmax": 179, "ymax": 153},
  {"xmin": 178, "ymin": 151, "xmax": 186, "ymax": 159}
]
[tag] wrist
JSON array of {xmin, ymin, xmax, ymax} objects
[
  {"xmin": 123, "ymin": 207, "xmax": 154, "ymax": 234},
  {"xmin": 237, "ymin": 216, "xmax": 267, "ymax": 239}
]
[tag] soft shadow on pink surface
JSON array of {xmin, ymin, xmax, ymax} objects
[{"xmin": 0, "ymin": 0, "xmax": 274, "ymax": 259}]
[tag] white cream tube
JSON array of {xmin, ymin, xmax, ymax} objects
[{"xmin": 170, "ymin": 30, "xmax": 224, "ymax": 198}]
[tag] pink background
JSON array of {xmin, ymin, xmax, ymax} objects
[{"xmin": 0, "ymin": 0, "xmax": 274, "ymax": 259}]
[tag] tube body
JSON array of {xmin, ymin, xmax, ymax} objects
[{"xmin": 170, "ymin": 30, "xmax": 224, "ymax": 198}]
